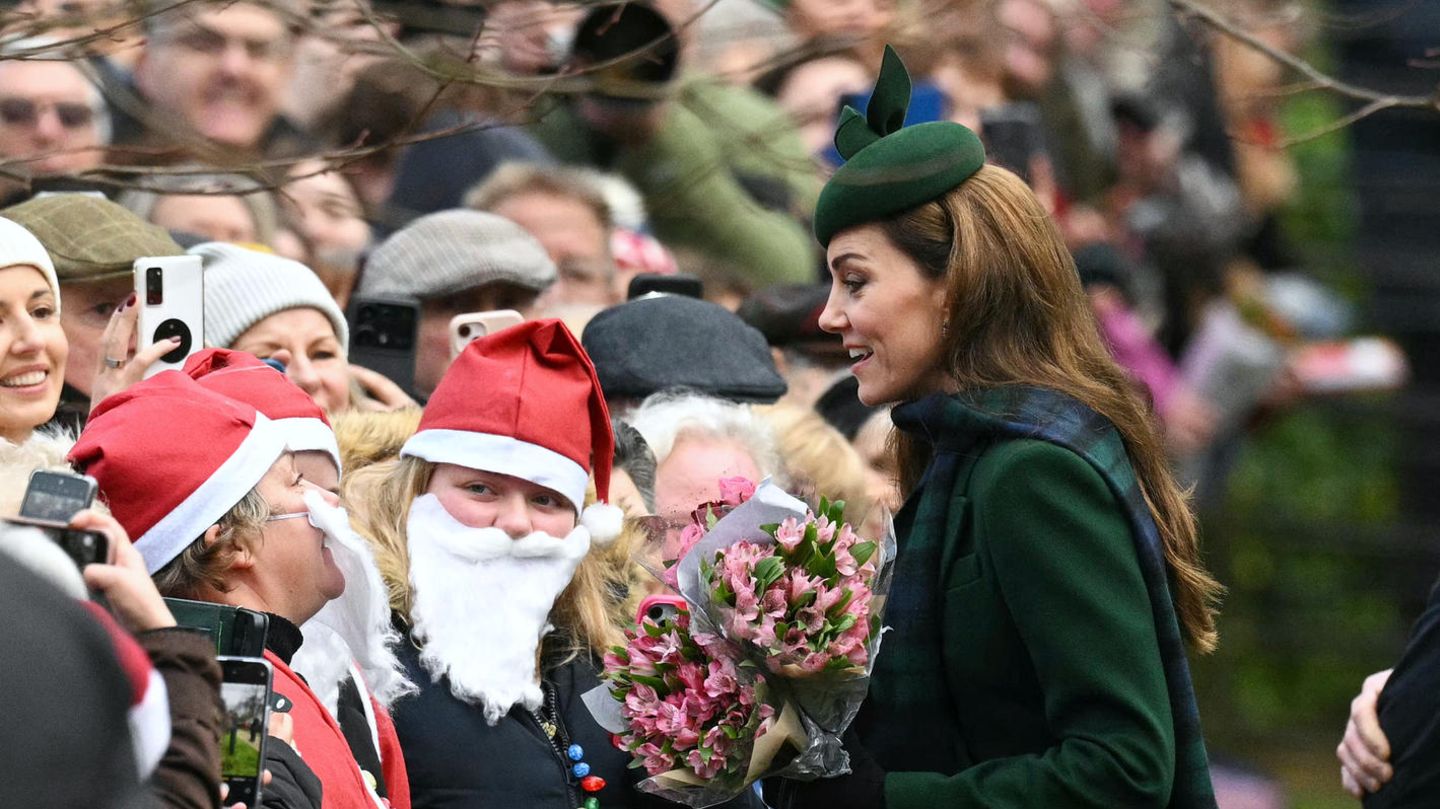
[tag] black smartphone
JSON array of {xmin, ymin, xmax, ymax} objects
[
  {"xmin": 165, "ymin": 597, "xmax": 270, "ymax": 657},
  {"xmin": 346, "ymin": 296, "xmax": 419, "ymax": 396},
  {"xmin": 218, "ymin": 656, "xmax": 273, "ymax": 808},
  {"xmin": 19, "ymin": 469, "xmax": 97, "ymax": 524},
  {"xmin": 627, "ymin": 273, "xmax": 703, "ymax": 300},
  {"xmin": 980, "ymin": 102, "xmax": 1047, "ymax": 186},
  {"xmin": 2, "ymin": 517, "xmax": 109, "ymax": 569}
]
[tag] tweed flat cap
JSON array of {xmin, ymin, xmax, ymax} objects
[
  {"xmin": 1, "ymin": 193, "xmax": 184, "ymax": 281},
  {"xmin": 582, "ymin": 295, "xmax": 786, "ymax": 404},
  {"xmin": 357, "ymin": 210, "xmax": 556, "ymax": 300}
]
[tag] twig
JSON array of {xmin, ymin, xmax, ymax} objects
[{"xmin": 1169, "ymin": 0, "xmax": 1440, "ymax": 114}]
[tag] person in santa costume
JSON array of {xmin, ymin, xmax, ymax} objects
[
  {"xmin": 184, "ymin": 348, "xmax": 414, "ymax": 809},
  {"xmin": 68, "ymin": 370, "xmax": 392, "ymax": 809},
  {"xmin": 349, "ymin": 320, "xmax": 761, "ymax": 809}
]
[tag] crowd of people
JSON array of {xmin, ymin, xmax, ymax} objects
[{"xmin": 0, "ymin": 0, "xmax": 1419, "ymax": 808}]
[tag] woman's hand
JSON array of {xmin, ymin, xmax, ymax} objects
[
  {"xmin": 349, "ymin": 363, "xmax": 417, "ymax": 411},
  {"xmin": 76, "ymin": 509, "xmax": 176, "ymax": 633},
  {"xmin": 1337, "ymin": 668, "xmax": 1393, "ymax": 797},
  {"xmin": 90, "ymin": 293, "xmax": 182, "ymax": 412},
  {"xmin": 269, "ymin": 711, "xmax": 296, "ymax": 751}
]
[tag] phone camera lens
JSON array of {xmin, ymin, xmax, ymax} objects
[
  {"xmin": 145, "ymin": 267, "xmax": 163, "ymax": 306},
  {"xmin": 460, "ymin": 324, "xmax": 472, "ymax": 338}
]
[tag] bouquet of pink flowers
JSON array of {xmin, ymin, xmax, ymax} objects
[
  {"xmin": 587, "ymin": 478, "xmax": 892, "ymax": 806},
  {"xmin": 700, "ymin": 494, "xmax": 880, "ymax": 676},
  {"xmin": 599, "ymin": 607, "xmax": 791, "ymax": 803}
]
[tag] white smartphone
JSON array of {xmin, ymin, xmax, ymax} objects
[
  {"xmin": 449, "ymin": 309, "xmax": 523, "ymax": 357},
  {"xmin": 134, "ymin": 255, "xmax": 205, "ymax": 378}
]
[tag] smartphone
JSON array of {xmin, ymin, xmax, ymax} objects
[
  {"xmin": 449, "ymin": 309, "xmax": 523, "ymax": 357},
  {"xmin": 19, "ymin": 469, "xmax": 97, "ymax": 523},
  {"xmin": 165, "ymin": 597, "xmax": 270, "ymax": 656},
  {"xmin": 980, "ymin": 103, "xmax": 1047, "ymax": 186},
  {"xmin": 627, "ymin": 273, "xmax": 702, "ymax": 301},
  {"xmin": 218, "ymin": 656, "xmax": 273, "ymax": 808},
  {"xmin": 2, "ymin": 517, "xmax": 109, "ymax": 569},
  {"xmin": 346, "ymin": 296, "xmax": 419, "ymax": 396},
  {"xmin": 134, "ymin": 255, "xmax": 205, "ymax": 378}
]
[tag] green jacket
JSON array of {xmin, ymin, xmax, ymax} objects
[
  {"xmin": 528, "ymin": 79, "xmax": 821, "ymax": 288},
  {"xmin": 866, "ymin": 436, "xmax": 1178, "ymax": 808}
]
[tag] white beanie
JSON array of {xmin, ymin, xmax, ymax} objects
[
  {"xmin": 357, "ymin": 210, "xmax": 556, "ymax": 300},
  {"xmin": 190, "ymin": 242, "xmax": 349, "ymax": 352},
  {"xmin": 0, "ymin": 217, "xmax": 60, "ymax": 313}
]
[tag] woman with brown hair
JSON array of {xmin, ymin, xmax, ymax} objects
[{"xmin": 771, "ymin": 48, "xmax": 1223, "ymax": 809}]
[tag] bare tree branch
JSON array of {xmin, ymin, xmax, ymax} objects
[{"xmin": 1169, "ymin": 0, "xmax": 1440, "ymax": 124}]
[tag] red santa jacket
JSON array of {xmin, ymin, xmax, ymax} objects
[{"xmin": 266, "ymin": 649, "xmax": 385, "ymax": 809}]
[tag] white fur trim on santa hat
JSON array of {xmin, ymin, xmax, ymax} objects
[
  {"xmin": 137, "ymin": 413, "xmax": 287, "ymax": 574},
  {"xmin": 276, "ymin": 416, "xmax": 342, "ymax": 474},
  {"xmin": 580, "ymin": 502, "xmax": 623, "ymax": 547},
  {"xmin": 402, "ymin": 429, "xmax": 589, "ymax": 515}
]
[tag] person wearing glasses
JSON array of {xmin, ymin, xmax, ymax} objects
[
  {"xmin": 0, "ymin": 46, "xmax": 108, "ymax": 182},
  {"xmin": 112, "ymin": 0, "xmax": 316, "ymax": 160},
  {"xmin": 71, "ymin": 370, "xmax": 395, "ymax": 808}
]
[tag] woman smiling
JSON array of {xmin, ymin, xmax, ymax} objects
[
  {"xmin": 0, "ymin": 217, "xmax": 66, "ymax": 446},
  {"xmin": 771, "ymin": 48, "xmax": 1224, "ymax": 809}
]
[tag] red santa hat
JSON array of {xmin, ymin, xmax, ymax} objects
[
  {"xmin": 400, "ymin": 319, "xmax": 623, "ymax": 544},
  {"xmin": 183, "ymin": 349, "xmax": 343, "ymax": 473},
  {"xmin": 68, "ymin": 373, "xmax": 288, "ymax": 574}
]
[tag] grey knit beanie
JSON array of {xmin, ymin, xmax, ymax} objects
[
  {"xmin": 191, "ymin": 242, "xmax": 350, "ymax": 352},
  {"xmin": 357, "ymin": 210, "xmax": 556, "ymax": 300}
]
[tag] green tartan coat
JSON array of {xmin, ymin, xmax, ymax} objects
[{"xmin": 862, "ymin": 429, "xmax": 1183, "ymax": 807}]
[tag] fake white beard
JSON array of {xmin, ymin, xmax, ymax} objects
[
  {"xmin": 405, "ymin": 493, "xmax": 591, "ymax": 725},
  {"xmin": 294, "ymin": 491, "xmax": 414, "ymax": 716}
]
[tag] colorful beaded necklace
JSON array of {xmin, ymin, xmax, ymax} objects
[{"xmin": 531, "ymin": 685, "xmax": 605, "ymax": 809}]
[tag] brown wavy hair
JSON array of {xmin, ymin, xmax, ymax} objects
[
  {"xmin": 343, "ymin": 456, "xmax": 626, "ymax": 664},
  {"xmin": 878, "ymin": 164, "xmax": 1223, "ymax": 653}
]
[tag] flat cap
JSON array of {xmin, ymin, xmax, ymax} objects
[
  {"xmin": 1, "ymin": 193, "xmax": 184, "ymax": 281},
  {"xmin": 358, "ymin": 210, "xmax": 556, "ymax": 300},
  {"xmin": 582, "ymin": 295, "xmax": 786, "ymax": 404}
]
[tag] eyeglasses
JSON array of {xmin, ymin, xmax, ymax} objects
[
  {"xmin": 0, "ymin": 97, "xmax": 96, "ymax": 130},
  {"xmin": 160, "ymin": 25, "xmax": 292, "ymax": 63},
  {"xmin": 266, "ymin": 510, "xmax": 316, "ymax": 526}
]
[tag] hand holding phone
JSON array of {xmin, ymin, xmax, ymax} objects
[
  {"xmin": 90, "ymin": 293, "xmax": 188, "ymax": 410},
  {"xmin": 69, "ymin": 509, "xmax": 178, "ymax": 633},
  {"xmin": 134, "ymin": 256, "xmax": 205, "ymax": 378}
]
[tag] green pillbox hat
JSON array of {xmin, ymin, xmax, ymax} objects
[
  {"xmin": 1, "ymin": 193, "xmax": 184, "ymax": 282},
  {"xmin": 813, "ymin": 45, "xmax": 986, "ymax": 246}
]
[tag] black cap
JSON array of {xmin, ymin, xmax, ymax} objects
[
  {"xmin": 570, "ymin": 3, "xmax": 679, "ymax": 101},
  {"xmin": 582, "ymin": 296, "xmax": 787, "ymax": 404},
  {"xmin": 736, "ymin": 284, "xmax": 844, "ymax": 358},
  {"xmin": 814, "ymin": 375, "xmax": 877, "ymax": 441}
]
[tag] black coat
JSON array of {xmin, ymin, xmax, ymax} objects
[
  {"xmin": 390, "ymin": 636, "xmax": 764, "ymax": 809},
  {"xmin": 1368, "ymin": 578, "xmax": 1440, "ymax": 809}
]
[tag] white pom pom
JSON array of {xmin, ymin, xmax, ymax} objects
[{"xmin": 581, "ymin": 503, "xmax": 624, "ymax": 547}]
